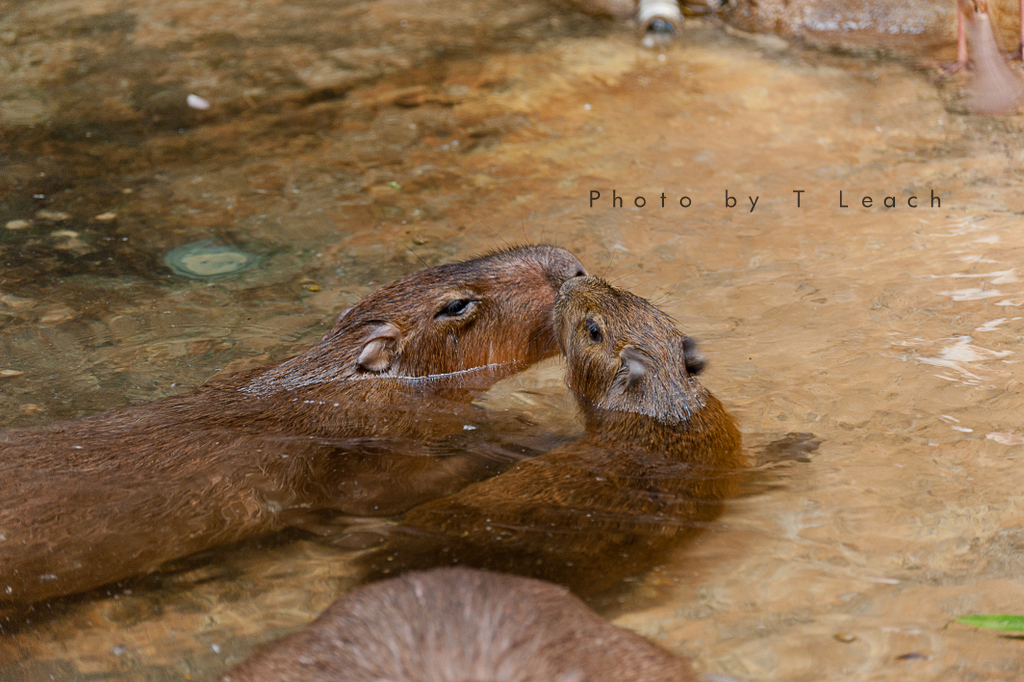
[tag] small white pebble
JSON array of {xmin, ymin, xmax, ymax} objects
[
  {"xmin": 463, "ymin": 425, "xmax": 476, "ymax": 431},
  {"xmin": 112, "ymin": 645, "xmax": 126, "ymax": 656},
  {"xmin": 4, "ymin": 219, "xmax": 29, "ymax": 230},
  {"xmin": 865, "ymin": 576, "xmax": 900, "ymax": 585},
  {"xmin": 35, "ymin": 210, "xmax": 70, "ymax": 222},
  {"xmin": 187, "ymin": 94, "xmax": 211, "ymax": 110},
  {"xmin": 583, "ymin": 103, "xmax": 592, "ymax": 110},
  {"xmin": 211, "ymin": 643, "xmax": 221, "ymax": 654}
]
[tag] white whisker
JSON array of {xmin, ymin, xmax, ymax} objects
[{"xmin": 241, "ymin": 360, "xmax": 524, "ymax": 396}]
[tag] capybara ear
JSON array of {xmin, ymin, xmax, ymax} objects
[
  {"xmin": 357, "ymin": 323, "xmax": 403, "ymax": 372},
  {"xmin": 681, "ymin": 336, "xmax": 705, "ymax": 376},
  {"xmin": 617, "ymin": 345, "xmax": 649, "ymax": 390}
]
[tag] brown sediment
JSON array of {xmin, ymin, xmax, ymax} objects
[
  {"xmin": 219, "ymin": 567, "xmax": 699, "ymax": 682},
  {"xmin": 0, "ymin": 245, "xmax": 587, "ymax": 605},
  {"xmin": 364, "ymin": 276, "xmax": 745, "ymax": 594}
]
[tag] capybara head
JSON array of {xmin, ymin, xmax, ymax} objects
[
  {"xmin": 220, "ymin": 568, "xmax": 698, "ymax": 682},
  {"xmin": 247, "ymin": 245, "xmax": 587, "ymax": 396},
  {"xmin": 553, "ymin": 276, "xmax": 707, "ymax": 423}
]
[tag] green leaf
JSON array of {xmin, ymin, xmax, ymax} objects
[{"xmin": 955, "ymin": 614, "xmax": 1024, "ymax": 631}]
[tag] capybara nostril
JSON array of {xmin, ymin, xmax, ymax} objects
[{"xmin": 524, "ymin": 244, "xmax": 588, "ymax": 289}]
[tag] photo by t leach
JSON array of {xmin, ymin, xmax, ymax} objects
[{"xmin": 589, "ymin": 189, "xmax": 944, "ymax": 213}]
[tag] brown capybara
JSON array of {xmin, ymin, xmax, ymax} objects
[
  {"xmin": 364, "ymin": 275, "xmax": 744, "ymax": 594},
  {"xmin": 219, "ymin": 567, "xmax": 699, "ymax": 682},
  {"xmin": 0, "ymin": 246, "xmax": 587, "ymax": 605}
]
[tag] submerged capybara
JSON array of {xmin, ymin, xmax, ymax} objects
[
  {"xmin": 365, "ymin": 276, "xmax": 745, "ymax": 593},
  {"xmin": 0, "ymin": 245, "xmax": 587, "ymax": 605},
  {"xmin": 220, "ymin": 567, "xmax": 699, "ymax": 682}
]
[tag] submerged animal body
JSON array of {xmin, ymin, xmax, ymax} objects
[
  {"xmin": 220, "ymin": 567, "xmax": 699, "ymax": 682},
  {"xmin": 366, "ymin": 276, "xmax": 744, "ymax": 593},
  {"xmin": 0, "ymin": 245, "xmax": 587, "ymax": 605}
]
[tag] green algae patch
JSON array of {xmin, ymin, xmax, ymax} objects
[
  {"xmin": 164, "ymin": 240, "xmax": 258, "ymax": 279},
  {"xmin": 954, "ymin": 615, "xmax": 1024, "ymax": 632}
]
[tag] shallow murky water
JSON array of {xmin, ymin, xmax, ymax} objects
[{"xmin": 4, "ymin": 0, "xmax": 1024, "ymax": 679}]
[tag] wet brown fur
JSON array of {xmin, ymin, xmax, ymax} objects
[
  {"xmin": 220, "ymin": 567, "xmax": 698, "ymax": 682},
  {"xmin": 0, "ymin": 246, "xmax": 587, "ymax": 605},
  {"xmin": 366, "ymin": 276, "xmax": 745, "ymax": 593}
]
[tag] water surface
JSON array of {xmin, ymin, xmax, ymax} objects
[{"xmin": 3, "ymin": 1, "xmax": 1024, "ymax": 680}]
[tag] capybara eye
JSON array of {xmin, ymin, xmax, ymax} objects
[
  {"xmin": 586, "ymin": 319, "xmax": 602, "ymax": 344},
  {"xmin": 437, "ymin": 298, "xmax": 474, "ymax": 318}
]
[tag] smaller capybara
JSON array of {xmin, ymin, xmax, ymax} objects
[
  {"xmin": 364, "ymin": 276, "xmax": 744, "ymax": 593},
  {"xmin": 219, "ymin": 567, "xmax": 699, "ymax": 682},
  {"xmin": 0, "ymin": 246, "xmax": 587, "ymax": 605}
]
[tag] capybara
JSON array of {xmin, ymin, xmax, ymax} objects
[
  {"xmin": 0, "ymin": 246, "xmax": 587, "ymax": 604},
  {"xmin": 220, "ymin": 567, "xmax": 699, "ymax": 682},
  {"xmin": 366, "ymin": 276, "xmax": 744, "ymax": 594}
]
